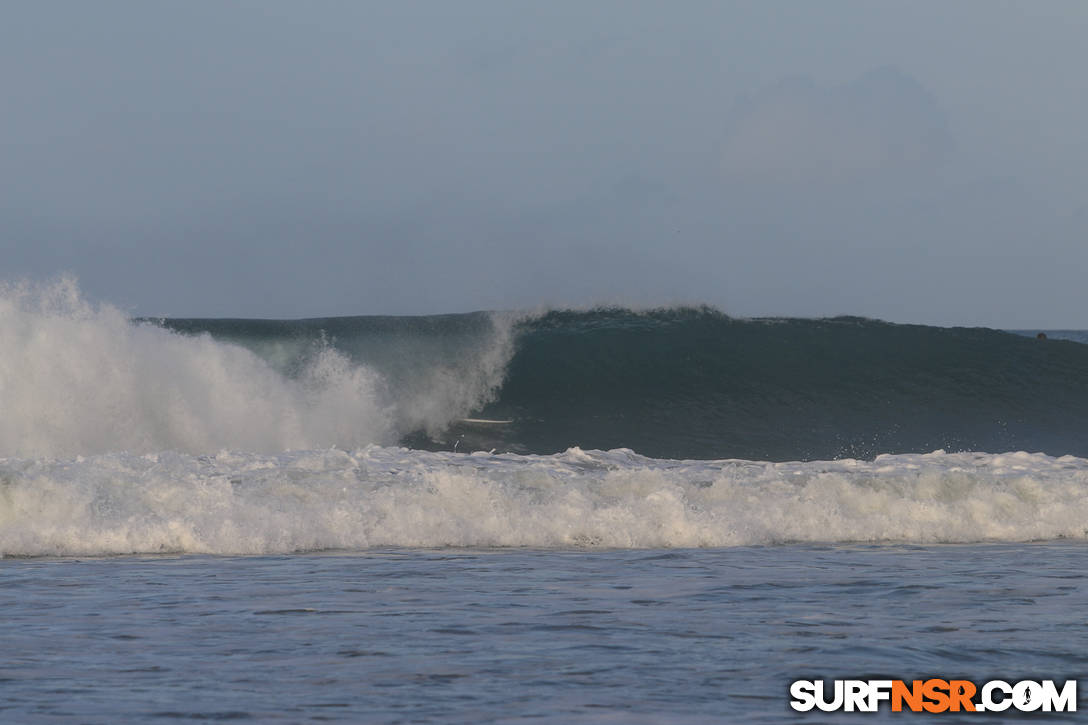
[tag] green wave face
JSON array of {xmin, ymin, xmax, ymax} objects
[{"xmin": 158, "ymin": 308, "xmax": 1088, "ymax": 461}]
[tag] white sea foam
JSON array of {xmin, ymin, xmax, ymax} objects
[
  {"xmin": 3, "ymin": 447, "xmax": 1087, "ymax": 556},
  {"xmin": 0, "ymin": 278, "xmax": 513, "ymax": 457}
]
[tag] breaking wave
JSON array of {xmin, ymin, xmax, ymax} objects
[
  {"xmin": 0, "ymin": 278, "xmax": 514, "ymax": 457},
  {"xmin": 3, "ymin": 278, "xmax": 1088, "ymax": 556}
]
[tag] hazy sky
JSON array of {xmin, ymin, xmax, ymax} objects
[{"xmin": 2, "ymin": 1, "xmax": 1086, "ymax": 326}]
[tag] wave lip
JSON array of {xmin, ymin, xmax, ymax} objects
[{"xmin": 3, "ymin": 447, "xmax": 1086, "ymax": 557}]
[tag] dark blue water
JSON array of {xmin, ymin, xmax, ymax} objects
[{"xmin": 4, "ymin": 544, "xmax": 1086, "ymax": 723}]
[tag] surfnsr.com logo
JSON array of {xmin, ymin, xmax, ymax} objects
[{"xmin": 790, "ymin": 679, "xmax": 1077, "ymax": 713}]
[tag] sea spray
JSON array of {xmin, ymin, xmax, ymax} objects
[
  {"xmin": 0, "ymin": 278, "xmax": 516, "ymax": 457},
  {"xmin": 157, "ymin": 309, "xmax": 521, "ymax": 442}
]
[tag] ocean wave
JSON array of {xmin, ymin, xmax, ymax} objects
[
  {"xmin": 154, "ymin": 305, "xmax": 1088, "ymax": 461},
  {"xmin": 3, "ymin": 278, "xmax": 1087, "ymax": 462}
]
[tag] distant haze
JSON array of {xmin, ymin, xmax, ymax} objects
[{"xmin": 2, "ymin": 1, "xmax": 1085, "ymax": 327}]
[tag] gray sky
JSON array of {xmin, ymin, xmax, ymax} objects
[{"xmin": 2, "ymin": 1, "xmax": 1086, "ymax": 326}]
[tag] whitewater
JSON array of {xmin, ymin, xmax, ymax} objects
[
  {"xmin": 4, "ymin": 447, "xmax": 1088, "ymax": 557},
  {"xmin": 0, "ymin": 277, "xmax": 513, "ymax": 458}
]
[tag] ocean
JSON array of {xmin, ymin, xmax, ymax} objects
[{"xmin": 2, "ymin": 279, "xmax": 1087, "ymax": 722}]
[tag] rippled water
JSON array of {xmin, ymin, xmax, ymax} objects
[{"xmin": 4, "ymin": 543, "xmax": 1086, "ymax": 723}]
